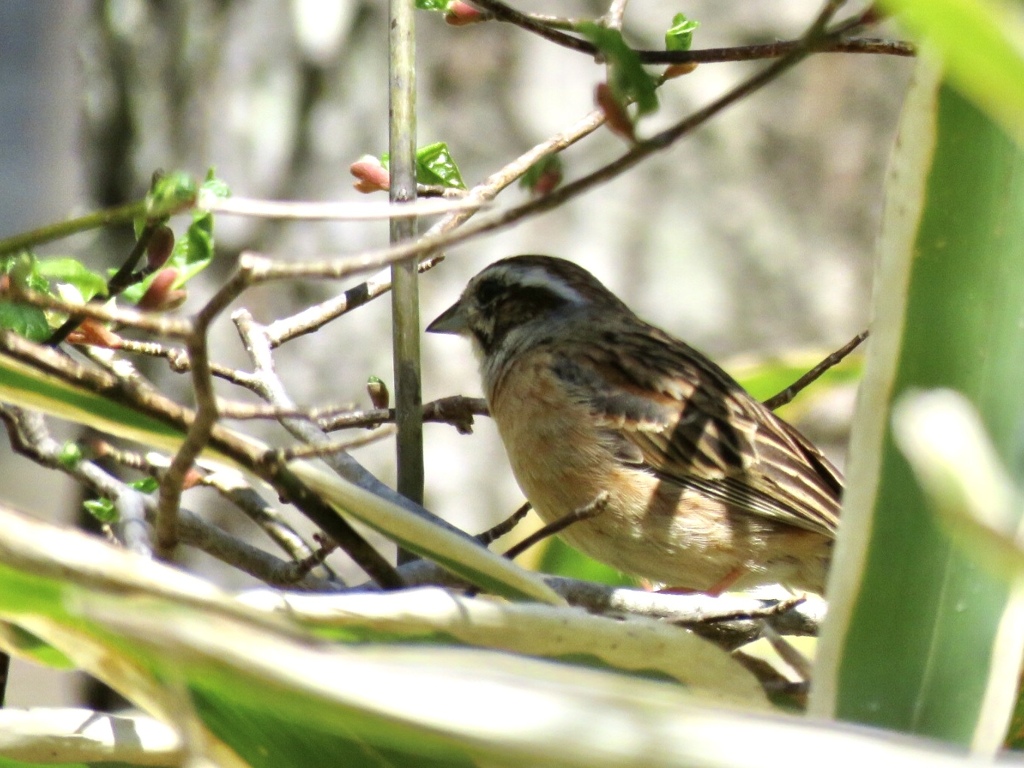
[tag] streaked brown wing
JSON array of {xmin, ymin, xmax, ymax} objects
[{"xmin": 551, "ymin": 325, "xmax": 842, "ymax": 538}]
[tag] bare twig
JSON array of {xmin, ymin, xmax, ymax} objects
[
  {"xmin": 200, "ymin": 469, "xmax": 325, "ymax": 568},
  {"xmin": 202, "ymin": 195, "xmax": 487, "ymax": 220},
  {"xmin": 0, "ymin": 404, "xmax": 335, "ymax": 589},
  {"xmin": 763, "ymin": 330, "xmax": 868, "ymax": 411},
  {"xmin": 321, "ymin": 395, "xmax": 487, "ymax": 434},
  {"xmin": 274, "ymin": 425, "xmax": 396, "ymax": 461},
  {"xmin": 503, "ymin": 492, "xmax": 609, "ymax": 561},
  {"xmin": 392, "ymin": 557, "xmax": 827, "ymax": 645},
  {"xmin": 471, "ymin": 0, "xmax": 913, "ymax": 62},
  {"xmin": 117, "ymin": 338, "xmax": 261, "ymax": 389},
  {"xmin": 0, "ymin": 331, "xmax": 404, "ymax": 588},
  {"xmin": 477, "ymin": 501, "xmax": 532, "ymax": 545},
  {"xmin": 232, "ymin": 309, "xmax": 470, "ymax": 545}
]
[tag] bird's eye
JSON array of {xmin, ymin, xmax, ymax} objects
[{"xmin": 474, "ymin": 278, "xmax": 504, "ymax": 307}]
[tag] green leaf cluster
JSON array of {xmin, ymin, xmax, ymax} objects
[
  {"xmin": 577, "ymin": 23, "xmax": 659, "ymax": 116},
  {"xmin": 0, "ymin": 253, "xmax": 108, "ymax": 341},
  {"xmin": 665, "ymin": 13, "xmax": 699, "ymax": 52},
  {"xmin": 83, "ymin": 476, "xmax": 159, "ymax": 523}
]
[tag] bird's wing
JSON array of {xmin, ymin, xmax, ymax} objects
[{"xmin": 550, "ymin": 326, "xmax": 841, "ymax": 538}]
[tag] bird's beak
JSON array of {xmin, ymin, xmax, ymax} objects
[{"xmin": 425, "ymin": 299, "xmax": 468, "ymax": 335}]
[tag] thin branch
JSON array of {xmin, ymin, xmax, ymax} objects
[
  {"xmin": 116, "ymin": 338, "xmax": 261, "ymax": 388},
  {"xmin": 225, "ymin": 3, "xmax": 864, "ymax": 289},
  {"xmin": 0, "ymin": 200, "xmax": 145, "ymax": 257},
  {"xmin": 274, "ymin": 425, "xmax": 395, "ymax": 461},
  {"xmin": 261, "ymin": 108, "xmax": 607, "ymax": 346},
  {"xmin": 0, "ymin": 284, "xmax": 191, "ymax": 338},
  {"xmin": 393, "ymin": 557, "xmax": 827, "ymax": 645},
  {"xmin": 233, "ymin": 309, "xmax": 471, "ymax": 544},
  {"xmin": 0, "ymin": 404, "xmax": 334, "ymax": 589},
  {"xmin": 477, "ymin": 501, "xmax": 532, "ymax": 545},
  {"xmin": 202, "ymin": 195, "xmax": 487, "ymax": 220},
  {"xmin": 471, "ymin": 0, "xmax": 913, "ymax": 62},
  {"xmin": 762, "ymin": 330, "xmax": 868, "ymax": 411},
  {"xmin": 321, "ymin": 396, "xmax": 487, "ymax": 435},
  {"xmin": 503, "ymin": 492, "xmax": 609, "ymax": 561},
  {"xmin": 0, "ymin": 331, "xmax": 404, "ymax": 588},
  {"xmin": 200, "ymin": 470, "xmax": 325, "ymax": 569}
]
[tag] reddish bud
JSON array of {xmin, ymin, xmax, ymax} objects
[
  {"xmin": 145, "ymin": 225, "xmax": 175, "ymax": 271},
  {"xmin": 66, "ymin": 318, "xmax": 123, "ymax": 349},
  {"xmin": 182, "ymin": 467, "xmax": 205, "ymax": 490},
  {"xmin": 349, "ymin": 156, "xmax": 390, "ymax": 193},
  {"xmin": 595, "ymin": 82, "xmax": 635, "ymax": 142},
  {"xmin": 531, "ymin": 167, "xmax": 562, "ymax": 197},
  {"xmin": 445, "ymin": 1, "xmax": 484, "ymax": 25},
  {"xmin": 137, "ymin": 268, "xmax": 187, "ymax": 312},
  {"xmin": 664, "ymin": 62, "xmax": 698, "ymax": 79}
]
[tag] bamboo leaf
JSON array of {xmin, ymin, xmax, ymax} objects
[{"xmin": 810, "ymin": 56, "xmax": 1024, "ymax": 751}]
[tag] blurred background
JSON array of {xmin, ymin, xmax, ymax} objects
[{"xmin": 0, "ymin": 0, "xmax": 911, "ymax": 705}]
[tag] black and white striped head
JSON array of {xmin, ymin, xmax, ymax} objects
[{"xmin": 426, "ymin": 255, "xmax": 630, "ymax": 355}]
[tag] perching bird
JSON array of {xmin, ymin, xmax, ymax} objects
[{"xmin": 427, "ymin": 255, "xmax": 842, "ymax": 595}]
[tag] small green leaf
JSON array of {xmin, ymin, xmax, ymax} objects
[
  {"xmin": 83, "ymin": 498, "xmax": 117, "ymax": 523},
  {"xmin": 57, "ymin": 441, "xmax": 83, "ymax": 468},
  {"xmin": 415, "ymin": 142, "xmax": 467, "ymax": 189},
  {"xmin": 84, "ymin": 477, "xmax": 159, "ymax": 524},
  {"xmin": 200, "ymin": 167, "xmax": 231, "ymax": 200},
  {"xmin": 145, "ymin": 171, "xmax": 198, "ymax": 219},
  {"xmin": 36, "ymin": 258, "xmax": 109, "ymax": 302},
  {"xmin": 665, "ymin": 12, "xmax": 700, "ymax": 52},
  {"xmin": 0, "ymin": 301, "xmax": 50, "ymax": 341},
  {"xmin": 131, "ymin": 476, "xmax": 160, "ymax": 494},
  {"xmin": 381, "ymin": 143, "xmax": 467, "ymax": 189},
  {"xmin": 577, "ymin": 23, "xmax": 659, "ymax": 116},
  {"xmin": 415, "ymin": 0, "xmax": 453, "ymax": 11},
  {"xmin": 519, "ymin": 155, "xmax": 564, "ymax": 194},
  {"xmin": 2, "ymin": 252, "xmax": 49, "ymax": 293}
]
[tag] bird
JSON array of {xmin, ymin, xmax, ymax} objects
[{"xmin": 426, "ymin": 255, "xmax": 842, "ymax": 595}]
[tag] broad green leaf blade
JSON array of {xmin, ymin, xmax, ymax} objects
[
  {"xmin": 880, "ymin": 0, "xmax": 1024, "ymax": 146},
  {"xmin": 537, "ymin": 536, "xmax": 636, "ymax": 587},
  {"xmin": 239, "ymin": 587, "xmax": 765, "ymax": 704},
  {"xmin": 0, "ymin": 502, "xmax": 998, "ymax": 767},
  {"xmin": 290, "ymin": 461, "xmax": 564, "ymax": 604},
  {"xmin": 811, "ymin": 57, "xmax": 1024, "ymax": 751},
  {"xmin": 893, "ymin": 389, "xmax": 1024, "ymax": 579},
  {"xmin": 0, "ymin": 303, "xmax": 49, "ymax": 342},
  {"xmin": 0, "ymin": 341, "xmax": 561, "ymax": 603},
  {"xmin": 0, "ymin": 348, "xmax": 186, "ymax": 453},
  {"xmin": 35, "ymin": 258, "xmax": 109, "ymax": 301}
]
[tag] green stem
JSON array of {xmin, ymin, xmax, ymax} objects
[
  {"xmin": 0, "ymin": 201, "xmax": 146, "ymax": 257},
  {"xmin": 389, "ymin": 0, "xmax": 424, "ymax": 527}
]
